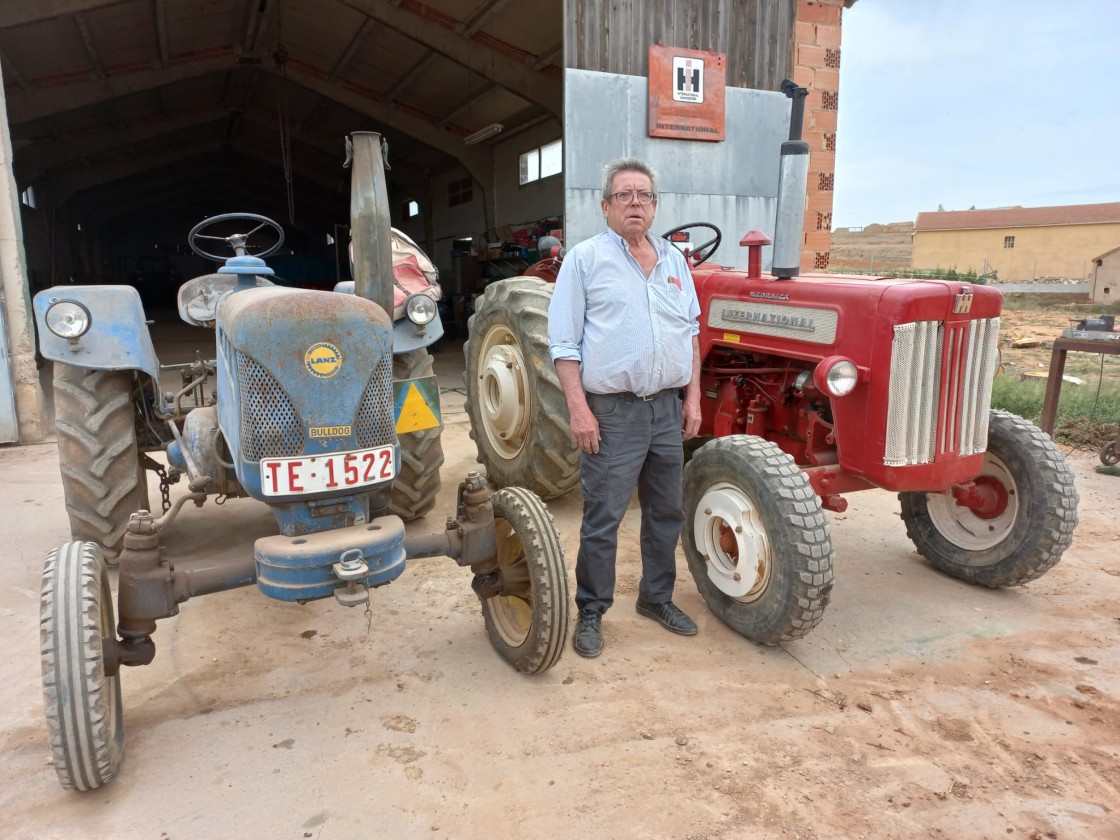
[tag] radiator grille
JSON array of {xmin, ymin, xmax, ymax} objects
[
  {"xmin": 884, "ymin": 317, "xmax": 1000, "ymax": 466},
  {"xmin": 354, "ymin": 356, "xmax": 397, "ymax": 448},
  {"xmin": 237, "ymin": 353, "xmax": 303, "ymax": 462}
]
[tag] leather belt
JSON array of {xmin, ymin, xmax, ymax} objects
[{"xmin": 612, "ymin": 388, "xmax": 678, "ymax": 402}]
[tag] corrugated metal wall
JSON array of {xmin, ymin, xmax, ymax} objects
[{"xmin": 564, "ymin": 0, "xmax": 796, "ymax": 91}]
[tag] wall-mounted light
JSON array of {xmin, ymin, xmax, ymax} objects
[{"xmin": 464, "ymin": 123, "xmax": 504, "ymax": 145}]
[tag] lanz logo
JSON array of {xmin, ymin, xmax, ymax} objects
[
  {"xmin": 953, "ymin": 287, "xmax": 974, "ymax": 314},
  {"xmin": 304, "ymin": 342, "xmax": 343, "ymax": 379}
]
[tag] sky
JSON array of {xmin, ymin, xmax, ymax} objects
[{"xmin": 831, "ymin": 0, "xmax": 1120, "ymax": 229}]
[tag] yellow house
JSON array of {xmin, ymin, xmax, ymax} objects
[{"xmin": 912, "ymin": 202, "xmax": 1120, "ymax": 282}]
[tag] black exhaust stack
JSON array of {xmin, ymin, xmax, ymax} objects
[{"xmin": 772, "ymin": 80, "xmax": 810, "ymax": 279}]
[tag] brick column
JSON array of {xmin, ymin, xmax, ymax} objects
[{"xmin": 793, "ymin": 0, "xmax": 847, "ymax": 273}]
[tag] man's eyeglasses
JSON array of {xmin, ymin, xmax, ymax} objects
[{"xmin": 608, "ymin": 190, "xmax": 657, "ymax": 206}]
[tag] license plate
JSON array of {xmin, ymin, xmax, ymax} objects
[{"xmin": 260, "ymin": 445, "xmax": 396, "ymax": 497}]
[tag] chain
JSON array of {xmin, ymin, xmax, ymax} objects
[
  {"xmin": 142, "ymin": 454, "xmax": 179, "ymax": 513},
  {"xmin": 363, "ymin": 584, "xmax": 372, "ymax": 634}
]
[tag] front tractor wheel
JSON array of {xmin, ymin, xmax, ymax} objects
[
  {"xmin": 53, "ymin": 365, "xmax": 150, "ymax": 561},
  {"xmin": 682, "ymin": 436, "xmax": 835, "ymax": 645},
  {"xmin": 40, "ymin": 541, "xmax": 125, "ymax": 791},
  {"xmin": 464, "ymin": 277, "xmax": 579, "ymax": 500},
  {"xmin": 899, "ymin": 410, "xmax": 1079, "ymax": 587},
  {"xmin": 479, "ymin": 487, "xmax": 569, "ymax": 673},
  {"xmin": 389, "ymin": 349, "xmax": 445, "ymax": 521}
]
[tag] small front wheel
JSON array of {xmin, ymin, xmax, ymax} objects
[
  {"xmin": 1100, "ymin": 440, "xmax": 1118, "ymax": 466},
  {"xmin": 40, "ymin": 541, "xmax": 124, "ymax": 791},
  {"xmin": 480, "ymin": 487, "xmax": 569, "ymax": 673}
]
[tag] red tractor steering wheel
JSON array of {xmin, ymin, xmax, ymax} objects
[{"xmin": 661, "ymin": 222, "xmax": 722, "ymax": 267}]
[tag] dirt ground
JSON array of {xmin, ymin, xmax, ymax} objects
[{"xmin": 2, "ymin": 321, "xmax": 1119, "ymax": 840}]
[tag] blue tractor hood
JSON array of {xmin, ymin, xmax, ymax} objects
[{"xmin": 214, "ymin": 285, "xmax": 397, "ymax": 502}]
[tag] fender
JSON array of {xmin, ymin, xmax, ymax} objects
[
  {"xmin": 333, "ymin": 279, "xmax": 445, "ymax": 353},
  {"xmin": 33, "ymin": 285, "xmax": 160, "ymax": 379}
]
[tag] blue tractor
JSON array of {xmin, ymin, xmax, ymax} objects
[{"xmin": 32, "ymin": 133, "xmax": 569, "ymax": 792}]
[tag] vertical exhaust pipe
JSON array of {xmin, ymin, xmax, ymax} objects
[
  {"xmin": 348, "ymin": 132, "xmax": 394, "ymax": 315},
  {"xmin": 772, "ymin": 80, "xmax": 810, "ymax": 279}
]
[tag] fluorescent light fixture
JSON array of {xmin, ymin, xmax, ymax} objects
[{"xmin": 464, "ymin": 123, "xmax": 504, "ymax": 145}]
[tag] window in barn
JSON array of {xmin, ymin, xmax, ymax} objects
[
  {"xmin": 1004, "ymin": 236, "xmax": 1015, "ymax": 248},
  {"xmin": 520, "ymin": 139, "xmax": 563, "ymax": 185},
  {"xmin": 448, "ymin": 177, "xmax": 473, "ymax": 207}
]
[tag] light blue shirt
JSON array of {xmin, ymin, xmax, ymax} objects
[{"xmin": 548, "ymin": 228, "xmax": 701, "ymax": 396}]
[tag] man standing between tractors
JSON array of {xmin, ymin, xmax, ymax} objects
[{"xmin": 548, "ymin": 158, "xmax": 703, "ymax": 658}]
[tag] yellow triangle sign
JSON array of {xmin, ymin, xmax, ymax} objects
[{"xmin": 396, "ymin": 381, "xmax": 441, "ymax": 434}]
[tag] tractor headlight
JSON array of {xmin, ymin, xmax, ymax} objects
[
  {"xmin": 45, "ymin": 300, "xmax": 92, "ymax": 339},
  {"xmin": 405, "ymin": 293, "xmax": 437, "ymax": 326},
  {"xmin": 813, "ymin": 356, "xmax": 859, "ymax": 397}
]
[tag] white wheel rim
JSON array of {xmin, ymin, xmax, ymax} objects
[
  {"xmin": 926, "ymin": 452, "xmax": 1019, "ymax": 551},
  {"xmin": 693, "ymin": 482, "xmax": 771, "ymax": 601},
  {"xmin": 477, "ymin": 325, "xmax": 531, "ymax": 459}
]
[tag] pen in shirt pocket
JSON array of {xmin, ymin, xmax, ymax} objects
[{"xmin": 668, "ymin": 276, "xmax": 682, "ymax": 290}]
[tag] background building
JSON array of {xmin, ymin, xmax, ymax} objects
[{"xmin": 912, "ymin": 202, "xmax": 1120, "ymax": 282}]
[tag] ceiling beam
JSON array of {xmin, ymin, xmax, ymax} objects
[
  {"xmin": 459, "ymin": 0, "xmax": 515, "ymax": 37},
  {"xmin": 54, "ymin": 132, "xmax": 352, "ymax": 209},
  {"xmin": 381, "ymin": 51, "xmax": 436, "ymax": 105},
  {"xmin": 5, "ymin": 48, "xmax": 235, "ymax": 124},
  {"xmin": 269, "ymin": 60, "xmax": 492, "ymax": 187},
  {"xmin": 74, "ymin": 13, "xmax": 108, "ymax": 80},
  {"xmin": 243, "ymin": 0, "xmax": 279, "ymax": 54},
  {"xmin": 0, "ymin": 0, "xmax": 126, "ymax": 29},
  {"xmin": 153, "ymin": 0, "xmax": 169, "ymax": 68},
  {"xmin": 337, "ymin": 0, "xmax": 560, "ymax": 118},
  {"xmin": 533, "ymin": 43, "xmax": 562, "ymax": 70},
  {"xmin": 16, "ymin": 108, "xmax": 230, "ymax": 182},
  {"xmin": 436, "ymin": 81, "xmax": 497, "ymax": 128},
  {"xmin": 79, "ymin": 157, "xmax": 346, "ymax": 225},
  {"xmin": 0, "ymin": 47, "xmax": 34, "ymax": 94},
  {"xmin": 327, "ymin": 17, "xmax": 376, "ymax": 84}
]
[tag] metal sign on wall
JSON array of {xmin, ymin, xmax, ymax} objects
[{"xmin": 647, "ymin": 45, "xmax": 727, "ymax": 141}]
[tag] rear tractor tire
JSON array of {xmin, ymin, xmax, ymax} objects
[
  {"xmin": 899, "ymin": 410, "xmax": 1079, "ymax": 587},
  {"xmin": 480, "ymin": 487, "xmax": 569, "ymax": 673},
  {"xmin": 389, "ymin": 349, "xmax": 445, "ymax": 521},
  {"xmin": 53, "ymin": 365, "xmax": 150, "ymax": 561},
  {"xmin": 682, "ymin": 436, "xmax": 835, "ymax": 645},
  {"xmin": 40, "ymin": 541, "xmax": 125, "ymax": 791},
  {"xmin": 464, "ymin": 277, "xmax": 580, "ymax": 500}
]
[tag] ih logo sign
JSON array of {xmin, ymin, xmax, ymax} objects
[
  {"xmin": 673, "ymin": 56, "xmax": 704, "ymax": 103},
  {"xmin": 953, "ymin": 287, "xmax": 974, "ymax": 314}
]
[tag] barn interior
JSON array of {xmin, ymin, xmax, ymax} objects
[{"xmin": 2, "ymin": 0, "xmax": 564, "ymax": 324}]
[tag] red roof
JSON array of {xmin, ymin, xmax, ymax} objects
[{"xmin": 914, "ymin": 202, "xmax": 1120, "ymax": 232}]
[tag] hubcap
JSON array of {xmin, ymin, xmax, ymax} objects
[
  {"xmin": 488, "ymin": 518, "xmax": 533, "ymax": 646},
  {"xmin": 477, "ymin": 325, "xmax": 531, "ymax": 459},
  {"xmin": 693, "ymin": 482, "xmax": 770, "ymax": 600},
  {"xmin": 927, "ymin": 453, "xmax": 1019, "ymax": 554}
]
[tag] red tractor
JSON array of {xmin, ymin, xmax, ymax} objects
[{"xmin": 463, "ymin": 84, "xmax": 1078, "ymax": 645}]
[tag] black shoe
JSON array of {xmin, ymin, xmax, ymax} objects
[
  {"xmin": 635, "ymin": 599, "xmax": 698, "ymax": 636},
  {"xmin": 572, "ymin": 608, "xmax": 603, "ymax": 658}
]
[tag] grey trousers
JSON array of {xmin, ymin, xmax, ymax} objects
[{"xmin": 575, "ymin": 390, "xmax": 685, "ymax": 614}]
